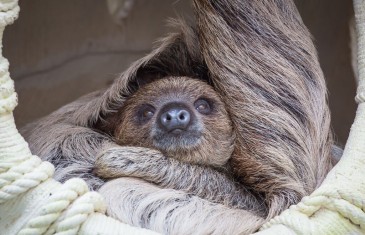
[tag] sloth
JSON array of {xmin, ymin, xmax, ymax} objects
[
  {"xmin": 21, "ymin": 0, "xmax": 337, "ymax": 234},
  {"xmin": 93, "ymin": 76, "xmax": 264, "ymax": 214}
]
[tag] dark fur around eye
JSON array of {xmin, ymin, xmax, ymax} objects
[
  {"xmin": 194, "ymin": 98, "xmax": 215, "ymax": 115},
  {"xmin": 136, "ymin": 104, "xmax": 156, "ymax": 124}
]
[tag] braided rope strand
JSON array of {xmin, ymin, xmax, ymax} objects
[
  {"xmin": 46, "ymin": 192, "xmax": 106, "ymax": 235},
  {"xmin": 0, "ymin": 158, "xmax": 54, "ymax": 203},
  {"xmin": 18, "ymin": 179, "xmax": 97, "ymax": 235}
]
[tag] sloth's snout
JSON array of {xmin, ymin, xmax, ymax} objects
[
  {"xmin": 159, "ymin": 106, "xmax": 191, "ymax": 133},
  {"xmin": 160, "ymin": 108, "xmax": 190, "ymax": 130},
  {"xmin": 153, "ymin": 102, "xmax": 202, "ymax": 151}
]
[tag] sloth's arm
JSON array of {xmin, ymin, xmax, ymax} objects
[
  {"xmin": 94, "ymin": 144, "xmax": 263, "ymax": 213},
  {"xmin": 20, "ymin": 92, "xmax": 112, "ymax": 190},
  {"xmin": 99, "ymin": 177, "xmax": 264, "ymax": 235},
  {"xmin": 193, "ymin": 0, "xmax": 332, "ymax": 218}
]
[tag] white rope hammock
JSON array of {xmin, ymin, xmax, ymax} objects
[{"xmin": 0, "ymin": 0, "xmax": 364, "ymax": 234}]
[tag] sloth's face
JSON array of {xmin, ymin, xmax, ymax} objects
[{"xmin": 115, "ymin": 76, "xmax": 235, "ymax": 166}]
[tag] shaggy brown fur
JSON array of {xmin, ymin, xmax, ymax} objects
[{"xmin": 21, "ymin": 0, "xmax": 335, "ymax": 234}]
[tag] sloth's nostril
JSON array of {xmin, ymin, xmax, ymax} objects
[{"xmin": 159, "ymin": 106, "xmax": 191, "ymax": 131}]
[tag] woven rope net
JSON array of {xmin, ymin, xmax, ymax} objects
[{"xmin": 0, "ymin": 0, "xmax": 364, "ymax": 234}]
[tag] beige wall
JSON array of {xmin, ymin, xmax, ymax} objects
[
  {"xmin": 4, "ymin": 0, "xmax": 356, "ymax": 145},
  {"xmin": 295, "ymin": 0, "xmax": 356, "ymax": 146}
]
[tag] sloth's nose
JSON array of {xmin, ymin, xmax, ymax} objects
[{"xmin": 159, "ymin": 107, "xmax": 191, "ymax": 132}]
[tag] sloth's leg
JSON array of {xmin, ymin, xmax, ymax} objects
[{"xmin": 99, "ymin": 177, "xmax": 264, "ymax": 235}]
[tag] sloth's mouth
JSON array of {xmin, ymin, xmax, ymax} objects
[
  {"xmin": 169, "ymin": 128, "xmax": 184, "ymax": 135},
  {"xmin": 152, "ymin": 129, "xmax": 202, "ymax": 152}
]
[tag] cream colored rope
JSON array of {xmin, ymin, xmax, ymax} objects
[
  {"xmin": 18, "ymin": 179, "xmax": 105, "ymax": 235},
  {"xmin": 356, "ymin": 0, "xmax": 365, "ymax": 102}
]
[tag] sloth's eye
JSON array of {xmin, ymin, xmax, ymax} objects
[
  {"xmin": 138, "ymin": 105, "xmax": 155, "ymax": 122},
  {"xmin": 143, "ymin": 110, "xmax": 154, "ymax": 118},
  {"xmin": 194, "ymin": 99, "xmax": 212, "ymax": 114}
]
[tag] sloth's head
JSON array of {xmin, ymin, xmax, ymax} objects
[{"xmin": 114, "ymin": 76, "xmax": 235, "ymax": 166}]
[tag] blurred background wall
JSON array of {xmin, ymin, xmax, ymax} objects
[{"xmin": 4, "ymin": 0, "xmax": 356, "ymax": 146}]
